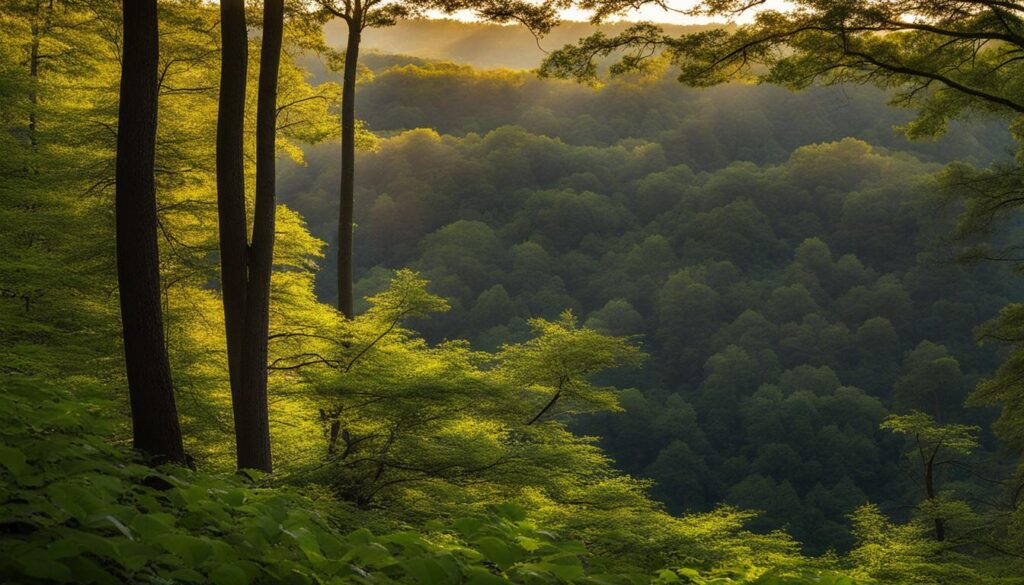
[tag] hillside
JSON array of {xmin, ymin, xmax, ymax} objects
[{"xmin": 278, "ymin": 41, "xmax": 1020, "ymax": 555}]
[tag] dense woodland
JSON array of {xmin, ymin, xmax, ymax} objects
[
  {"xmin": 282, "ymin": 57, "xmax": 1022, "ymax": 554},
  {"xmin": 3, "ymin": 1, "xmax": 1024, "ymax": 584}
]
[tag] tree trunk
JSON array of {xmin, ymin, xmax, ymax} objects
[
  {"xmin": 115, "ymin": 0, "xmax": 185, "ymax": 465},
  {"xmin": 28, "ymin": 0, "xmax": 40, "ymax": 148},
  {"xmin": 234, "ymin": 0, "xmax": 284, "ymax": 472},
  {"xmin": 336, "ymin": 21, "xmax": 360, "ymax": 318},
  {"xmin": 215, "ymin": 0, "xmax": 251, "ymax": 467},
  {"xmin": 925, "ymin": 448, "xmax": 945, "ymax": 542}
]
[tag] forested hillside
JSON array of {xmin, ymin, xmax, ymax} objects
[
  {"xmin": 278, "ymin": 50, "xmax": 1022, "ymax": 554},
  {"xmin": 3, "ymin": 2, "xmax": 1024, "ymax": 584}
]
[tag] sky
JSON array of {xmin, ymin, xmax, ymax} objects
[
  {"xmin": 439, "ymin": 0, "xmax": 793, "ymax": 25},
  {"xmin": 563, "ymin": 0, "xmax": 792, "ymax": 24}
]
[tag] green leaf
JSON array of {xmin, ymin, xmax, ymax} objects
[
  {"xmin": 210, "ymin": 564, "xmax": 253, "ymax": 585},
  {"xmin": 453, "ymin": 517, "xmax": 485, "ymax": 538},
  {"xmin": 490, "ymin": 503, "xmax": 527, "ymax": 522},
  {"xmin": 63, "ymin": 556, "xmax": 119, "ymax": 585},
  {"xmin": 47, "ymin": 537, "xmax": 83, "ymax": 559},
  {"xmin": 546, "ymin": 554, "xmax": 585, "ymax": 581},
  {"xmin": 153, "ymin": 533, "xmax": 214, "ymax": 565},
  {"xmin": 130, "ymin": 513, "xmax": 174, "ymax": 539},
  {"xmin": 223, "ymin": 488, "xmax": 246, "ymax": 506},
  {"xmin": 18, "ymin": 549, "xmax": 73, "ymax": 582},
  {"xmin": 382, "ymin": 530, "xmax": 428, "ymax": 550},
  {"xmin": 168, "ymin": 568, "xmax": 206, "ymax": 583},
  {"xmin": 284, "ymin": 526, "xmax": 321, "ymax": 557},
  {"xmin": 473, "ymin": 536, "xmax": 521, "ymax": 569},
  {"xmin": 347, "ymin": 527, "xmax": 374, "ymax": 545},
  {"xmin": 465, "ymin": 568, "xmax": 512, "ymax": 585},
  {"xmin": 403, "ymin": 556, "xmax": 460, "ymax": 585},
  {"xmin": 105, "ymin": 514, "xmax": 134, "ymax": 541},
  {"xmin": 58, "ymin": 527, "xmax": 119, "ymax": 560},
  {"xmin": 0, "ymin": 445, "xmax": 30, "ymax": 479},
  {"xmin": 515, "ymin": 535, "xmax": 542, "ymax": 552},
  {"xmin": 344, "ymin": 542, "xmax": 395, "ymax": 567}
]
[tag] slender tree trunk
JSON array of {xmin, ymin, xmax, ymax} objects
[
  {"xmin": 328, "ymin": 419, "xmax": 341, "ymax": 456},
  {"xmin": 215, "ymin": 0, "xmax": 251, "ymax": 467},
  {"xmin": 235, "ymin": 0, "xmax": 284, "ymax": 472},
  {"xmin": 28, "ymin": 1, "xmax": 40, "ymax": 148},
  {"xmin": 115, "ymin": 0, "xmax": 185, "ymax": 465},
  {"xmin": 925, "ymin": 448, "xmax": 945, "ymax": 541},
  {"xmin": 336, "ymin": 20, "xmax": 360, "ymax": 318}
]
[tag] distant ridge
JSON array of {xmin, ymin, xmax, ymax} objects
[{"xmin": 326, "ymin": 18, "xmax": 715, "ymax": 70}]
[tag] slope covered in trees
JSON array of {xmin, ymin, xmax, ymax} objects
[{"xmin": 277, "ymin": 51, "xmax": 1023, "ymax": 555}]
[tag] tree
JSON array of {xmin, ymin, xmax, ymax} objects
[
  {"xmin": 893, "ymin": 342, "xmax": 966, "ymax": 422},
  {"xmin": 585, "ymin": 298, "xmax": 645, "ymax": 336},
  {"xmin": 848, "ymin": 503, "xmax": 979, "ymax": 584},
  {"xmin": 543, "ymin": 1, "xmax": 1024, "ymax": 135},
  {"xmin": 221, "ymin": 0, "xmax": 286, "ymax": 473},
  {"xmin": 312, "ymin": 0, "xmax": 563, "ymax": 318},
  {"xmin": 114, "ymin": 0, "xmax": 185, "ymax": 464},
  {"xmin": 213, "ymin": 1, "xmax": 339, "ymax": 471},
  {"xmin": 881, "ymin": 412, "xmax": 979, "ymax": 542},
  {"xmin": 496, "ymin": 310, "xmax": 643, "ymax": 425},
  {"xmin": 215, "ymin": 0, "xmax": 252, "ymax": 471}
]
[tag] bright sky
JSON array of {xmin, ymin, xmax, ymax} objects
[
  {"xmin": 565, "ymin": 0, "xmax": 792, "ymax": 24},
  {"xmin": 439, "ymin": 0, "xmax": 793, "ymax": 25}
]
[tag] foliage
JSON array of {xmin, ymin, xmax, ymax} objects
[
  {"xmin": 880, "ymin": 413, "xmax": 979, "ymax": 458},
  {"xmin": 541, "ymin": 1, "xmax": 1024, "ymax": 142},
  {"xmin": 281, "ymin": 112, "xmax": 1021, "ymax": 553},
  {"xmin": 846, "ymin": 504, "xmax": 981, "ymax": 585},
  {"xmin": 537, "ymin": 3, "xmax": 1024, "ymax": 527},
  {"xmin": 496, "ymin": 311, "xmax": 645, "ymax": 423},
  {"xmin": 0, "ymin": 377, "xmax": 856, "ymax": 585}
]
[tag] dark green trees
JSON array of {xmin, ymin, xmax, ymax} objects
[
  {"xmin": 312, "ymin": 0, "xmax": 563, "ymax": 317},
  {"xmin": 543, "ymin": 1, "xmax": 1024, "ymax": 133}
]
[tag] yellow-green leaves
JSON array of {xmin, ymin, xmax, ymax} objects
[
  {"xmin": 496, "ymin": 310, "xmax": 644, "ymax": 423},
  {"xmin": 365, "ymin": 268, "xmax": 451, "ymax": 323},
  {"xmin": 880, "ymin": 412, "xmax": 979, "ymax": 456}
]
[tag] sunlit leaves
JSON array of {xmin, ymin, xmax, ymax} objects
[
  {"xmin": 880, "ymin": 412, "xmax": 979, "ymax": 457},
  {"xmin": 496, "ymin": 310, "xmax": 644, "ymax": 423}
]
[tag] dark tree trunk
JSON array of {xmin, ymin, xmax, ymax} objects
[
  {"xmin": 336, "ymin": 21, "xmax": 360, "ymax": 318},
  {"xmin": 215, "ymin": 0, "xmax": 251, "ymax": 467},
  {"xmin": 925, "ymin": 448, "xmax": 945, "ymax": 542},
  {"xmin": 28, "ymin": 1, "xmax": 40, "ymax": 148},
  {"xmin": 115, "ymin": 0, "xmax": 186, "ymax": 465},
  {"xmin": 328, "ymin": 419, "xmax": 341, "ymax": 456},
  {"xmin": 234, "ymin": 0, "xmax": 284, "ymax": 472},
  {"xmin": 27, "ymin": 0, "xmax": 52, "ymax": 148}
]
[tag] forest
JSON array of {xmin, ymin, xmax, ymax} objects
[{"xmin": 2, "ymin": 1, "xmax": 1024, "ymax": 584}]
